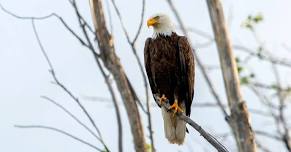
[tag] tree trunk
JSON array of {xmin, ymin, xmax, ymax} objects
[
  {"xmin": 206, "ymin": 0, "xmax": 257, "ymax": 152},
  {"xmin": 89, "ymin": 0, "xmax": 146, "ymax": 151}
]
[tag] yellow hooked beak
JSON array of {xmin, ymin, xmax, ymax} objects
[{"xmin": 147, "ymin": 18, "xmax": 158, "ymax": 27}]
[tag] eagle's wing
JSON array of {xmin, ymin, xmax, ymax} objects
[
  {"xmin": 144, "ymin": 38, "xmax": 159, "ymax": 104},
  {"xmin": 178, "ymin": 37, "xmax": 195, "ymax": 116}
]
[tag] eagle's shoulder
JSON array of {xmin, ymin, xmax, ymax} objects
[
  {"xmin": 177, "ymin": 36, "xmax": 193, "ymax": 54},
  {"xmin": 145, "ymin": 37, "xmax": 152, "ymax": 43},
  {"xmin": 144, "ymin": 38, "xmax": 153, "ymax": 51},
  {"xmin": 177, "ymin": 36, "xmax": 189, "ymax": 46}
]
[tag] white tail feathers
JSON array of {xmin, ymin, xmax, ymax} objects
[{"xmin": 161, "ymin": 104, "xmax": 186, "ymax": 145}]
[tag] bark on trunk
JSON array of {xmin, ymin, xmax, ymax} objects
[
  {"xmin": 206, "ymin": 0, "xmax": 257, "ymax": 152},
  {"xmin": 89, "ymin": 1, "xmax": 146, "ymax": 151}
]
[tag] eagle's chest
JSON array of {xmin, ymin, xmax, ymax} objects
[{"xmin": 150, "ymin": 46, "xmax": 179, "ymax": 74}]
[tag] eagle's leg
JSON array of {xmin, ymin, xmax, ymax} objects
[
  {"xmin": 168, "ymin": 99, "xmax": 183, "ymax": 117},
  {"xmin": 157, "ymin": 94, "xmax": 167, "ymax": 106}
]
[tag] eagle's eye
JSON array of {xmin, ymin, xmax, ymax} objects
[{"xmin": 154, "ymin": 16, "xmax": 160, "ymax": 20}]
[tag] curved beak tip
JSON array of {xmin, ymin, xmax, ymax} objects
[{"xmin": 147, "ymin": 18, "xmax": 156, "ymax": 28}]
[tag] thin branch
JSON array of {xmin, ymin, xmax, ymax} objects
[
  {"xmin": 233, "ymin": 45, "xmax": 291, "ymax": 68},
  {"xmin": 254, "ymin": 130, "xmax": 282, "ymax": 141},
  {"xmin": 1, "ymin": 3, "xmax": 115, "ymax": 151},
  {"xmin": 31, "ymin": 19, "xmax": 109, "ymax": 151},
  {"xmin": 14, "ymin": 125, "xmax": 104, "ymax": 152},
  {"xmin": 105, "ymin": 0, "xmax": 114, "ymax": 33},
  {"xmin": 196, "ymin": 54, "xmax": 229, "ymax": 117},
  {"xmin": 0, "ymin": 3, "xmax": 55, "ymax": 20},
  {"xmin": 132, "ymin": 0, "xmax": 146, "ymax": 44},
  {"xmin": 272, "ymin": 64, "xmax": 291, "ymax": 151},
  {"xmin": 41, "ymin": 96, "xmax": 102, "ymax": 141},
  {"xmin": 0, "ymin": 3, "xmax": 90, "ymax": 49},
  {"xmin": 256, "ymin": 140, "xmax": 272, "ymax": 152}
]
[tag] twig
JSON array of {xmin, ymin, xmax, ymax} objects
[
  {"xmin": 105, "ymin": 0, "xmax": 113, "ymax": 33},
  {"xmin": 31, "ymin": 19, "xmax": 109, "ymax": 151},
  {"xmin": 14, "ymin": 125, "xmax": 104, "ymax": 152},
  {"xmin": 0, "ymin": 3, "xmax": 91, "ymax": 50},
  {"xmin": 272, "ymin": 64, "xmax": 291, "ymax": 150},
  {"xmin": 0, "ymin": 3, "xmax": 55, "ymax": 20},
  {"xmin": 254, "ymin": 130, "xmax": 282, "ymax": 141},
  {"xmin": 132, "ymin": 0, "xmax": 145, "ymax": 44},
  {"xmin": 256, "ymin": 140, "xmax": 272, "ymax": 152},
  {"xmin": 41, "ymin": 96, "xmax": 102, "ymax": 142},
  {"xmin": 1, "ymin": 3, "xmax": 112, "ymax": 151},
  {"xmin": 233, "ymin": 45, "xmax": 291, "ymax": 68}
]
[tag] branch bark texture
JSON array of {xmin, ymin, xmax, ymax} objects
[
  {"xmin": 89, "ymin": 0, "xmax": 146, "ymax": 151},
  {"xmin": 206, "ymin": 0, "xmax": 257, "ymax": 152}
]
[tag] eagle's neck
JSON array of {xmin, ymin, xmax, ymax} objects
[{"xmin": 153, "ymin": 24, "xmax": 175, "ymax": 39}]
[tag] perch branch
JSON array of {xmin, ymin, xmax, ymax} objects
[{"xmin": 153, "ymin": 95, "xmax": 229, "ymax": 152}]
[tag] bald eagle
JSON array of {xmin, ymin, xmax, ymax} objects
[{"xmin": 144, "ymin": 14, "xmax": 195, "ymax": 145}]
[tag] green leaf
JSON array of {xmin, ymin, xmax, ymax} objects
[
  {"xmin": 242, "ymin": 13, "xmax": 263, "ymax": 30},
  {"xmin": 240, "ymin": 76, "xmax": 250, "ymax": 85},
  {"xmin": 253, "ymin": 14, "xmax": 263, "ymax": 23},
  {"xmin": 237, "ymin": 66, "xmax": 244, "ymax": 74}
]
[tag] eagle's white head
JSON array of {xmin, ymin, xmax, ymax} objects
[{"xmin": 147, "ymin": 13, "xmax": 174, "ymax": 38}]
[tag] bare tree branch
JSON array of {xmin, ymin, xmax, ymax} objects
[
  {"xmin": 31, "ymin": 19, "xmax": 110, "ymax": 151},
  {"xmin": 254, "ymin": 130, "xmax": 282, "ymax": 141},
  {"xmin": 233, "ymin": 45, "xmax": 291, "ymax": 68},
  {"xmin": 41, "ymin": 96, "xmax": 102, "ymax": 141},
  {"xmin": 256, "ymin": 140, "xmax": 271, "ymax": 152},
  {"xmin": 14, "ymin": 125, "xmax": 104, "ymax": 152},
  {"xmin": 272, "ymin": 64, "xmax": 291, "ymax": 150}
]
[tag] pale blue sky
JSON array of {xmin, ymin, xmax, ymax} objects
[{"xmin": 1, "ymin": 0, "xmax": 291, "ymax": 152}]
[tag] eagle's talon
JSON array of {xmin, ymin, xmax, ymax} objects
[
  {"xmin": 168, "ymin": 99, "xmax": 183, "ymax": 117},
  {"xmin": 157, "ymin": 94, "xmax": 167, "ymax": 106}
]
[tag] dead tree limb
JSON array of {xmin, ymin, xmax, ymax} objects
[
  {"xmin": 89, "ymin": 0, "xmax": 146, "ymax": 151},
  {"xmin": 206, "ymin": 0, "xmax": 256, "ymax": 152}
]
